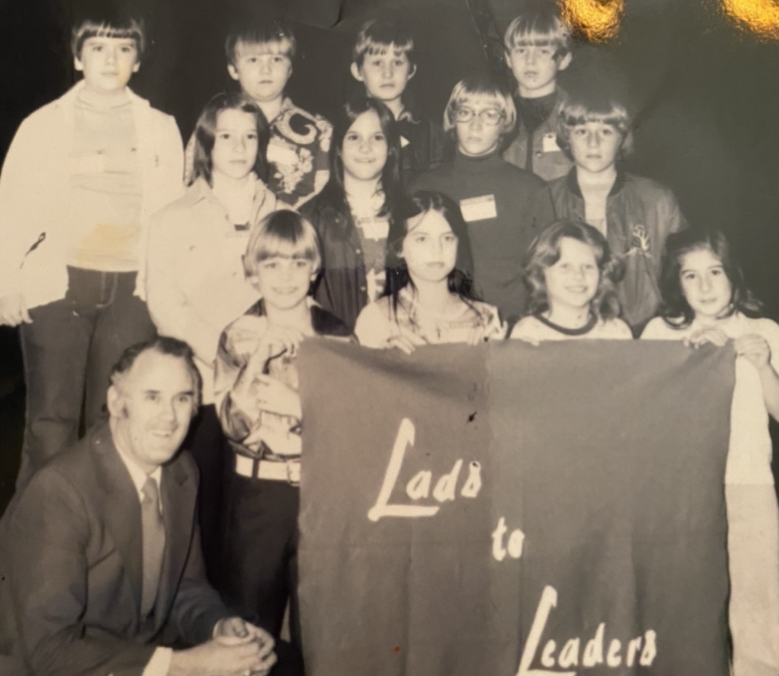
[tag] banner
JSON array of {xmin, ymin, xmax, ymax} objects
[{"xmin": 297, "ymin": 340, "xmax": 735, "ymax": 676}]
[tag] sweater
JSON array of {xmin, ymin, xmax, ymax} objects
[{"xmin": 413, "ymin": 150, "xmax": 555, "ymax": 322}]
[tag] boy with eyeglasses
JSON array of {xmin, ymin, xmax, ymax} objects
[
  {"xmin": 413, "ymin": 75, "xmax": 554, "ymax": 323},
  {"xmin": 502, "ymin": 3, "xmax": 574, "ymax": 181}
]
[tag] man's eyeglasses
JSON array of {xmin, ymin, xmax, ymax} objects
[{"xmin": 454, "ymin": 107, "xmax": 504, "ymax": 126}]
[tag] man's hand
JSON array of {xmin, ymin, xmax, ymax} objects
[
  {"xmin": 0, "ymin": 294, "xmax": 31, "ymax": 326},
  {"xmin": 213, "ymin": 617, "xmax": 277, "ymax": 676},
  {"xmin": 168, "ymin": 634, "xmax": 274, "ymax": 676}
]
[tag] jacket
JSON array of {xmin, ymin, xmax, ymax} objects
[
  {"xmin": 548, "ymin": 169, "xmax": 687, "ymax": 331},
  {"xmin": 0, "ymin": 81, "xmax": 184, "ymax": 309}
]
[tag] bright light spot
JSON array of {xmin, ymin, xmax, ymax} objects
[
  {"xmin": 559, "ymin": 0, "xmax": 624, "ymax": 42},
  {"xmin": 722, "ymin": 0, "xmax": 779, "ymax": 40}
]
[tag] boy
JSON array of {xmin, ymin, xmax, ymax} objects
[
  {"xmin": 187, "ymin": 19, "xmax": 332, "ymax": 209},
  {"xmin": 350, "ymin": 13, "xmax": 452, "ymax": 183},
  {"xmin": 413, "ymin": 76, "xmax": 555, "ymax": 324},
  {"xmin": 0, "ymin": 11, "xmax": 184, "ymax": 490},
  {"xmin": 213, "ymin": 210, "xmax": 351, "ymax": 653},
  {"xmin": 502, "ymin": 2, "xmax": 574, "ymax": 181},
  {"xmin": 548, "ymin": 92, "xmax": 687, "ymax": 333}
]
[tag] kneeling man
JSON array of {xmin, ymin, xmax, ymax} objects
[{"xmin": 0, "ymin": 337, "xmax": 276, "ymax": 675}]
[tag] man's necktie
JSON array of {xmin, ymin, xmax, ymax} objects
[{"xmin": 140, "ymin": 476, "xmax": 166, "ymax": 618}]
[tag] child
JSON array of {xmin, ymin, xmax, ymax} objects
[
  {"xmin": 355, "ymin": 190, "xmax": 505, "ymax": 351},
  {"xmin": 350, "ymin": 13, "xmax": 452, "ymax": 183},
  {"xmin": 413, "ymin": 75, "xmax": 555, "ymax": 325},
  {"xmin": 641, "ymin": 228, "xmax": 779, "ymax": 676},
  {"xmin": 0, "ymin": 11, "xmax": 184, "ymax": 490},
  {"xmin": 548, "ymin": 91, "xmax": 687, "ymax": 334},
  {"xmin": 502, "ymin": 2, "xmax": 574, "ymax": 181},
  {"xmin": 186, "ymin": 18, "xmax": 332, "ymax": 208},
  {"xmin": 510, "ymin": 220, "xmax": 632, "ymax": 341},
  {"xmin": 303, "ymin": 96, "xmax": 406, "ymax": 331},
  {"xmin": 146, "ymin": 92, "xmax": 282, "ymax": 583},
  {"xmin": 213, "ymin": 210, "xmax": 351, "ymax": 653}
]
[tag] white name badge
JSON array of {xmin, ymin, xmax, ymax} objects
[
  {"xmin": 267, "ymin": 140, "xmax": 299, "ymax": 167},
  {"xmin": 400, "ymin": 135, "xmax": 411, "ymax": 148},
  {"xmin": 459, "ymin": 195, "xmax": 497, "ymax": 222},
  {"xmin": 358, "ymin": 217, "xmax": 390, "ymax": 240},
  {"xmin": 542, "ymin": 132, "xmax": 561, "ymax": 153}
]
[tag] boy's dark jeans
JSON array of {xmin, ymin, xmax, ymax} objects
[{"xmin": 16, "ymin": 266, "xmax": 156, "ymax": 490}]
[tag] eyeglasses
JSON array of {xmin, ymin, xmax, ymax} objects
[{"xmin": 454, "ymin": 107, "xmax": 504, "ymax": 126}]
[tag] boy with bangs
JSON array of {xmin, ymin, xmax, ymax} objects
[
  {"xmin": 548, "ymin": 91, "xmax": 686, "ymax": 334},
  {"xmin": 213, "ymin": 210, "xmax": 351, "ymax": 659},
  {"xmin": 413, "ymin": 75, "xmax": 554, "ymax": 324},
  {"xmin": 351, "ymin": 13, "xmax": 452, "ymax": 182},
  {"xmin": 0, "ymin": 10, "xmax": 184, "ymax": 489},
  {"xmin": 502, "ymin": 2, "xmax": 574, "ymax": 181},
  {"xmin": 186, "ymin": 19, "xmax": 332, "ymax": 209}
]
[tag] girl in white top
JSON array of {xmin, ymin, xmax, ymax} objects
[
  {"xmin": 641, "ymin": 228, "xmax": 779, "ymax": 676},
  {"xmin": 355, "ymin": 190, "xmax": 505, "ymax": 353},
  {"xmin": 146, "ymin": 92, "xmax": 282, "ymax": 401},
  {"xmin": 510, "ymin": 220, "xmax": 632, "ymax": 343}
]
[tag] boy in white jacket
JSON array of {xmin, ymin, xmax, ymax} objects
[{"xmin": 0, "ymin": 11, "xmax": 184, "ymax": 489}]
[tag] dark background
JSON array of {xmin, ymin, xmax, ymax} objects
[{"xmin": 1, "ymin": 0, "xmax": 778, "ymax": 511}]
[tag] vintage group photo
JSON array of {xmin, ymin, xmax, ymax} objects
[{"xmin": 0, "ymin": 0, "xmax": 778, "ymax": 673}]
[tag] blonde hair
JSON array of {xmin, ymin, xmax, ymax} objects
[
  {"xmin": 504, "ymin": 8, "xmax": 572, "ymax": 55},
  {"xmin": 244, "ymin": 210, "xmax": 321, "ymax": 277},
  {"xmin": 556, "ymin": 94, "xmax": 634, "ymax": 160},
  {"xmin": 443, "ymin": 76, "xmax": 516, "ymax": 137}
]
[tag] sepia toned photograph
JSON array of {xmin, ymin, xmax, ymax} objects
[{"xmin": 1, "ymin": 0, "xmax": 779, "ymax": 673}]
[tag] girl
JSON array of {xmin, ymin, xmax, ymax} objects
[
  {"xmin": 355, "ymin": 190, "xmax": 505, "ymax": 352},
  {"xmin": 548, "ymin": 91, "xmax": 687, "ymax": 334},
  {"xmin": 302, "ymin": 95, "xmax": 405, "ymax": 331},
  {"xmin": 642, "ymin": 228, "xmax": 779, "ymax": 675},
  {"xmin": 510, "ymin": 220, "xmax": 632, "ymax": 342},
  {"xmin": 413, "ymin": 75, "xmax": 555, "ymax": 325},
  {"xmin": 145, "ymin": 91, "xmax": 282, "ymax": 585}
]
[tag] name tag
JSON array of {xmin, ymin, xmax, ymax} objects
[
  {"xmin": 400, "ymin": 136, "xmax": 411, "ymax": 148},
  {"xmin": 542, "ymin": 133, "xmax": 560, "ymax": 153},
  {"xmin": 459, "ymin": 195, "xmax": 497, "ymax": 222},
  {"xmin": 357, "ymin": 217, "xmax": 390, "ymax": 240},
  {"xmin": 267, "ymin": 140, "xmax": 299, "ymax": 167}
]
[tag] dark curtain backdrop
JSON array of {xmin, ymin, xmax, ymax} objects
[{"xmin": 1, "ymin": 0, "xmax": 778, "ymax": 508}]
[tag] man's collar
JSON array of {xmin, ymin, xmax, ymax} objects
[{"xmin": 113, "ymin": 435, "xmax": 163, "ymax": 495}]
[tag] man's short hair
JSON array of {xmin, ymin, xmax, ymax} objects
[
  {"xmin": 503, "ymin": 2, "xmax": 572, "ymax": 57},
  {"xmin": 225, "ymin": 18, "xmax": 297, "ymax": 65},
  {"xmin": 443, "ymin": 75, "xmax": 517, "ymax": 138},
  {"xmin": 71, "ymin": 12, "xmax": 146, "ymax": 60},
  {"xmin": 110, "ymin": 337, "xmax": 202, "ymax": 408},
  {"xmin": 352, "ymin": 13, "xmax": 416, "ymax": 68},
  {"xmin": 244, "ymin": 210, "xmax": 321, "ymax": 278}
]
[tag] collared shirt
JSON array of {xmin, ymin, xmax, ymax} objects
[{"xmin": 114, "ymin": 443, "xmax": 171, "ymax": 676}]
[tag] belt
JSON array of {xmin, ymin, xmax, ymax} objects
[{"xmin": 234, "ymin": 454, "xmax": 301, "ymax": 486}]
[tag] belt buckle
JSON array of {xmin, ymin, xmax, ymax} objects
[{"xmin": 286, "ymin": 461, "xmax": 301, "ymax": 486}]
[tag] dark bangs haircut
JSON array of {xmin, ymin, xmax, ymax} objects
[
  {"xmin": 523, "ymin": 220, "xmax": 622, "ymax": 321},
  {"xmin": 71, "ymin": 11, "xmax": 146, "ymax": 60},
  {"xmin": 659, "ymin": 228, "xmax": 762, "ymax": 329},
  {"xmin": 383, "ymin": 190, "xmax": 477, "ymax": 312},
  {"xmin": 190, "ymin": 92, "xmax": 270, "ymax": 187},
  {"xmin": 225, "ymin": 17, "xmax": 297, "ymax": 64},
  {"xmin": 318, "ymin": 96, "xmax": 403, "ymax": 218},
  {"xmin": 353, "ymin": 12, "xmax": 416, "ymax": 69}
]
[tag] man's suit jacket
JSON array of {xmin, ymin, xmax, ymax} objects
[{"xmin": 0, "ymin": 423, "xmax": 228, "ymax": 676}]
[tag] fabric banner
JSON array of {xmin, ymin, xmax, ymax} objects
[{"xmin": 297, "ymin": 339, "xmax": 735, "ymax": 676}]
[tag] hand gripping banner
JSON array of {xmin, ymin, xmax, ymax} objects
[{"xmin": 297, "ymin": 339, "xmax": 734, "ymax": 676}]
